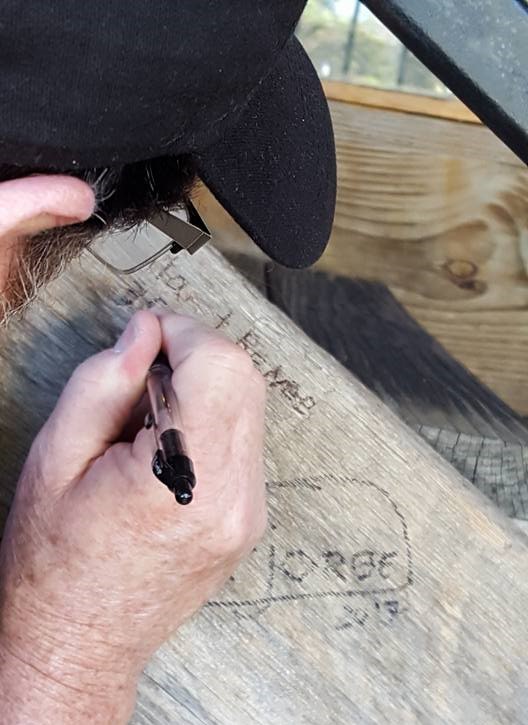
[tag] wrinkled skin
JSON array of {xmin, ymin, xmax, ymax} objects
[{"xmin": 0, "ymin": 311, "xmax": 267, "ymax": 723}]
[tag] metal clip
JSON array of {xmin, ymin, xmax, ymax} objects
[{"xmin": 149, "ymin": 202, "xmax": 211, "ymax": 256}]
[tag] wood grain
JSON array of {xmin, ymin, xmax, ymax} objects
[
  {"xmin": 322, "ymin": 81, "xmax": 480, "ymax": 124},
  {"xmin": 326, "ymin": 102, "xmax": 528, "ymax": 414},
  {"xmin": 201, "ymin": 100, "xmax": 528, "ymax": 415},
  {"xmin": 1, "ymin": 241, "xmax": 528, "ymax": 723},
  {"xmin": 263, "ymin": 262, "xmax": 528, "ymax": 520}
]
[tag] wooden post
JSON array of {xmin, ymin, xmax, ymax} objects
[
  {"xmin": 0, "ymin": 246, "xmax": 527, "ymax": 724},
  {"xmin": 198, "ymin": 98, "xmax": 528, "ymax": 416}
]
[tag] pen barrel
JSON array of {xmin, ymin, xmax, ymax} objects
[
  {"xmin": 147, "ymin": 356, "xmax": 196, "ymax": 504},
  {"xmin": 160, "ymin": 430, "xmax": 196, "ymax": 490},
  {"xmin": 159, "ymin": 428, "xmax": 186, "ymax": 458},
  {"xmin": 147, "ymin": 362, "xmax": 186, "ymax": 447}
]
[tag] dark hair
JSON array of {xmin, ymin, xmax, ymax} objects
[
  {"xmin": 0, "ymin": 154, "xmax": 198, "ymax": 322},
  {"xmin": 0, "ymin": 153, "xmax": 198, "ymax": 232}
]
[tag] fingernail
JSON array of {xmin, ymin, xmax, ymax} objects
[{"xmin": 113, "ymin": 317, "xmax": 138, "ymax": 354}]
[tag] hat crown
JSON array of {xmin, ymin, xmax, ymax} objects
[{"xmin": 0, "ymin": 1, "xmax": 306, "ymax": 167}]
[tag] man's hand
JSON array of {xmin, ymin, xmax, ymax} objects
[{"xmin": 0, "ymin": 311, "xmax": 267, "ymax": 724}]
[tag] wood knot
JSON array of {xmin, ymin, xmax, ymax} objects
[
  {"xmin": 443, "ymin": 259, "xmax": 478, "ymax": 279},
  {"xmin": 442, "ymin": 258, "xmax": 486, "ymax": 294},
  {"xmin": 457, "ymin": 278, "xmax": 486, "ymax": 293}
]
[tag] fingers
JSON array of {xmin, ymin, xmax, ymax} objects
[
  {"xmin": 154, "ymin": 313, "xmax": 232, "ymax": 370},
  {"xmin": 0, "ymin": 175, "xmax": 95, "ymax": 238},
  {"xmin": 120, "ymin": 390, "xmax": 149, "ymax": 443},
  {"xmin": 33, "ymin": 310, "xmax": 162, "ymax": 486},
  {"xmin": 131, "ymin": 312, "xmax": 265, "ymax": 458},
  {"xmin": 128, "ymin": 313, "xmax": 266, "ymax": 507},
  {"xmin": 33, "ymin": 309, "xmax": 266, "ymax": 533},
  {"xmin": 157, "ymin": 312, "xmax": 263, "ymax": 408}
]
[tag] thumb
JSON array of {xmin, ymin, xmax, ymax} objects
[{"xmin": 34, "ymin": 310, "xmax": 162, "ymax": 485}]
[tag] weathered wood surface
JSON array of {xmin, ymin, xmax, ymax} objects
[
  {"xmin": 201, "ymin": 99, "xmax": 528, "ymax": 415},
  {"xmin": 262, "ymin": 260, "xmax": 528, "ymax": 521},
  {"xmin": 1, "ymin": 245, "xmax": 528, "ymax": 724},
  {"xmin": 222, "ymin": 250, "xmax": 528, "ymax": 520}
]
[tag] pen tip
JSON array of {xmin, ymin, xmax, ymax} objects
[{"xmin": 175, "ymin": 489, "xmax": 193, "ymax": 505}]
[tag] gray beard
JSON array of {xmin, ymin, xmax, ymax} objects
[
  {"xmin": 0, "ymin": 155, "xmax": 197, "ymax": 325},
  {"xmin": 1, "ymin": 224, "xmax": 96, "ymax": 326}
]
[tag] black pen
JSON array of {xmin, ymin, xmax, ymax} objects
[{"xmin": 146, "ymin": 353, "xmax": 196, "ymax": 505}]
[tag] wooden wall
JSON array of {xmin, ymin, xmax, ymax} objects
[{"xmin": 198, "ymin": 99, "xmax": 528, "ymax": 415}]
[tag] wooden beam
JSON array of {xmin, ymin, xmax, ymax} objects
[
  {"xmin": 323, "ymin": 80, "xmax": 481, "ymax": 124},
  {"xmin": 261, "ymin": 260, "xmax": 528, "ymax": 520},
  {"xmin": 326, "ymin": 101, "xmax": 528, "ymax": 414},
  {"xmin": 0, "ymin": 243, "xmax": 527, "ymax": 723},
  {"xmin": 200, "ymin": 99, "xmax": 528, "ymax": 414}
]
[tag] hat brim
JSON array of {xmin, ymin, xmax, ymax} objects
[{"xmin": 193, "ymin": 37, "xmax": 336, "ymax": 269}]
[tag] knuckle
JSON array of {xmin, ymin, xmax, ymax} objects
[
  {"xmin": 72, "ymin": 354, "xmax": 97, "ymax": 380},
  {"xmin": 215, "ymin": 501, "xmax": 267, "ymax": 559},
  {"xmin": 201, "ymin": 338, "xmax": 256, "ymax": 378},
  {"xmin": 68, "ymin": 353, "xmax": 105, "ymax": 391},
  {"xmin": 216, "ymin": 516, "xmax": 251, "ymax": 559},
  {"xmin": 162, "ymin": 312, "xmax": 195, "ymax": 326},
  {"xmin": 27, "ymin": 428, "xmax": 50, "ymax": 468}
]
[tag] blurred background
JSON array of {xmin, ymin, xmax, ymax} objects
[{"xmin": 297, "ymin": 0, "xmax": 448, "ymax": 95}]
